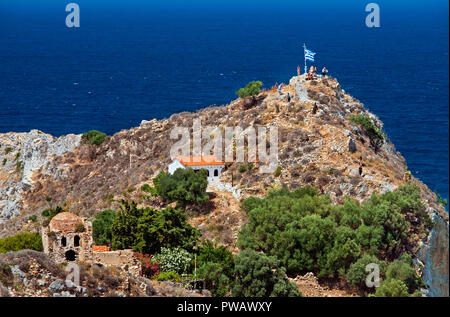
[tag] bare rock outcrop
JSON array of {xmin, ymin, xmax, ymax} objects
[{"xmin": 0, "ymin": 130, "xmax": 80, "ymax": 220}]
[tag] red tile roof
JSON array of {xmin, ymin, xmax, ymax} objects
[
  {"xmin": 92, "ymin": 246, "xmax": 110, "ymax": 252},
  {"xmin": 177, "ymin": 155, "xmax": 225, "ymax": 166}
]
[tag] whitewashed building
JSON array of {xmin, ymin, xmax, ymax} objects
[{"xmin": 168, "ymin": 155, "xmax": 225, "ymax": 182}]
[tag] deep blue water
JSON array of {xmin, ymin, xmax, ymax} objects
[{"xmin": 0, "ymin": 1, "xmax": 448, "ymax": 202}]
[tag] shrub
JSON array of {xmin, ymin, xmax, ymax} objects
[
  {"xmin": 374, "ymin": 278, "xmax": 410, "ymax": 297},
  {"xmin": 0, "ymin": 233, "xmax": 43, "ymax": 253},
  {"xmin": 141, "ymin": 184, "xmax": 157, "ymax": 196},
  {"xmin": 153, "ymin": 168, "xmax": 209, "ymax": 206},
  {"xmin": 15, "ymin": 161, "xmax": 24, "ymax": 172},
  {"xmin": 0, "ymin": 262, "xmax": 13, "ymax": 287},
  {"xmin": 349, "ymin": 114, "xmax": 384, "ymax": 141},
  {"xmin": 238, "ymin": 165, "xmax": 247, "ymax": 173},
  {"xmin": 346, "ymin": 254, "xmax": 386, "ymax": 288},
  {"xmin": 153, "ymin": 247, "xmax": 193, "ymax": 275},
  {"xmin": 198, "ymin": 240, "xmax": 234, "ymax": 278},
  {"xmin": 28, "ymin": 215, "xmax": 37, "ymax": 222},
  {"xmin": 93, "ymin": 209, "xmax": 117, "ymax": 246},
  {"xmin": 385, "ymin": 253, "xmax": 421, "ymax": 293},
  {"xmin": 41, "ymin": 206, "xmax": 64, "ymax": 221},
  {"xmin": 232, "ymin": 249, "xmax": 301, "ymax": 297},
  {"xmin": 81, "ymin": 130, "xmax": 107, "ymax": 145},
  {"xmin": 274, "ymin": 166, "xmax": 282, "ymax": 177},
  {"xmin": 4, "ymin": 147, "xmax": 12, "ymax": 155},
  {"xmin": 153, "ymin": 271, "xmax": 183, "ymax": 282},
  {"xmin": 349, "ymin": 114, "xmax": 384, "ymax": 151},
  {"xmin": 236, "ymin": 81, "xmax": 263, "ymax": 98},
  {"xmin": 134, "ymin": 252, "xmax": 160, "ymax": 278}
]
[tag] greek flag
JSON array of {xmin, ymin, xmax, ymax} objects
[{"xmin": 305, "ymin": 48, "xmax": 316, "ymax": 62}]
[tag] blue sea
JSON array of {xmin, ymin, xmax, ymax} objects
[{"xmin": 0, "ymin": 0, "xmax": 448, "ymax": 202}]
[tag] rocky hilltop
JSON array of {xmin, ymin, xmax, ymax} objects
[{"xmin": 0, "ymin": 75, "xmax": 448, "ymax": 296}]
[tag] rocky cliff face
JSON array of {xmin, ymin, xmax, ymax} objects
[
  {"xmin": 0, "ymin": 75, "xmax": 447, "ymax": 296},
  {"xmin": 0, "ymin": 130, "xmax": 80, "ymax": 220}
]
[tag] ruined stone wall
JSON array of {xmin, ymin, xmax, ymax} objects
[{"xmin": 93, "ymin": 249, "xmax": 141, "ymax": 276}]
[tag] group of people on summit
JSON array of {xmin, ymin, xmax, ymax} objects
[{"xmin": 297, "ymin": 65, "xmax": 328, "ymax": 80}]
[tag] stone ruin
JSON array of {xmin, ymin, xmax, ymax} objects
[{"xmin": 41, "ymin": 212, "xmax": 141, "ymax": 275}]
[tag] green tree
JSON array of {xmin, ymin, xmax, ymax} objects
[
  {"xmin": 111, "ymin": 200, "xmax": 200, "ymax": 254},
  {"xmin": 232, "ymin": 249, "xmax": 301, "ymax": 297},
  {"xmin": 198, "ymin": 262, "xmax": 231, "ymax": 297},
  {"xmin": 92, "ymin": 209, "xmax": 117, "ymax": 246},
  {"xmin": 198, "ymin": 240, "xmax": 234, "ymax": 278},
  {"xmin": 349, "ymin": 114, "xmax": 384, "ymax": 152},
  {"xmin": 355, "ymin": 224, "xmax": 384, "ymax": 255},
  {"xmin": 325, "ymin": 226, "xmax": 361, "ymax": 278},
  {"xmin": 111, "ymin": 201, "xmax": 140, "ymax": 251},
  {"xmin": 153, "ymin": 168, "xmax": 209, "ymax": 206},
  {"xmin": 236, "ymin": 81, "xmax": 263, "ymax": 98}
]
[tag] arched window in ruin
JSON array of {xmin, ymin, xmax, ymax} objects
[
  {"xmin": 74, "ymin": 235, "xmax": 80, "ymax": 247},
  {"xmin": 207, "ymin": 170, "xmax": 210, "ymax": 177},
  {"xmin": 65, "ymin": 250, "xmax": 76, "ymax": 261},
  {"xmin": 61, "ymin": 237, "xmax": 67, "ymax": 247},
  {"xmin": 214, "ymin": 169, "xmax": 219, "ymax": 177}
]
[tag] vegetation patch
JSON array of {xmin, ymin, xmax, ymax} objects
[
  {"xmin": 82, "ymin": 130, "xmax": 107, "ymax": 145},
  {"xmin": 232, "ymin": 249, "xmax": 301, "ymax": 297},
  {"xmin": 41, "ymin": 206, "xmax": 65, "ymax": 223},
  {"xmin": 238, "ymin": 184, "xmax": 429, "ymax": 296},
  {"xmin": 153, "ymin": 168, "xmax": 209, "ymax": 206},
  {"xmin": 92, "ymin": 209, "xmax": 116, "ymax": 246},
  {"xmin": 236, "ymin": 81, "xmax": 263, "ymax": 98},
  {"xmin": 111, "ymin": 200, "xmax": 200, "ymax": 254},
  {"xmin": 0, "ymin": 233, "xmax": 43, "ymax": 253},
  {"xmin": 349, "ymin": 114, "xmax": 384, "ymax": 151}
]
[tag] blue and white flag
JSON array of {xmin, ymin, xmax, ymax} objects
[{"xmin": 304, "ymin": 48, "xmax": 316, "ymax": 62}]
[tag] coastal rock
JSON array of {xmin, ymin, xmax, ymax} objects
[
  {"xmin": 418, "ymin": 212, "xmax": 449, "ymax": 297},
  {"xmin": 49, "ymin": 279, "xmax": 66, "ymax": 293}
]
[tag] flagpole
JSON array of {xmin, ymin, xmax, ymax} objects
[{"xmin": 303, "ymin": 43, "xmax": 307, "ymax": 75}]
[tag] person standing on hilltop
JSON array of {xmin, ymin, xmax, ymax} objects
[
  {"xmin": 297, "ymin": 65, "xmax": 301, "ymax": 76},
  {"xmin": 322, "ymin": 67, "xmax": 328, "ymax": 77},
  {"xmin": 278, "ymin": 83, "xmax": 283, "ymax": 95},
  {"xmin": 307, "ymin": 66, "xmax": 314, "ymax": 80}
]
